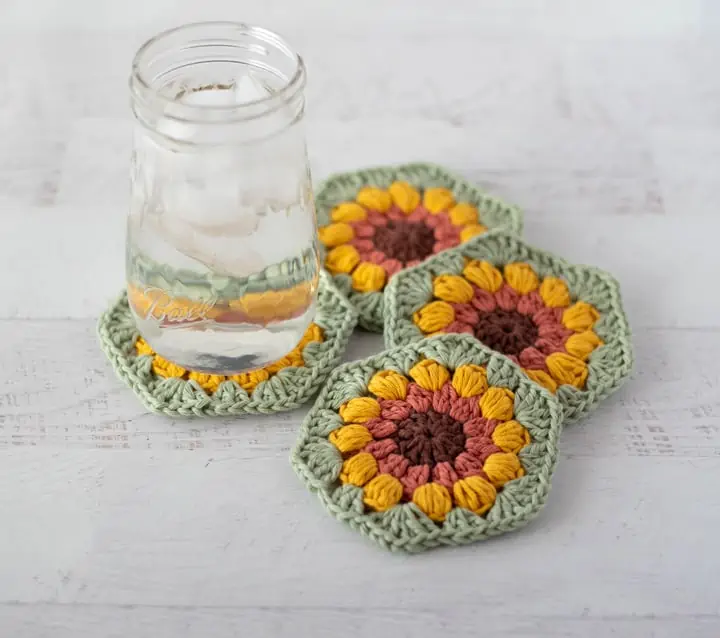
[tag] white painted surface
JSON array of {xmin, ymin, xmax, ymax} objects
[{"xmin": 1, "ymin": 1, "xmax": 719, "ymax": 636}]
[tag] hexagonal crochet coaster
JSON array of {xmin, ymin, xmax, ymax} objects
[
  {"xmin": 98, "ymin": 271, "xmax": 358, "ymax": 417},
  {"xmin": 291, "ymin": 334, "xmax": 563, "ymax": 553},
  {"xmin": 315, "ymin": 163, "xmax": 523, "ymax": 332},
  {"xmin": 384, "ymin": 231, "xmax": 633, "ymax": 423}
]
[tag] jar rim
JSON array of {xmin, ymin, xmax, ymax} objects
[{"xmin": 130, "ymin": 21, "xmax": 306, "ymax": 116}]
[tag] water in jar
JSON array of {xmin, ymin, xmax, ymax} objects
[{"xmin": 127, "ymin": 75, "xmax": 319, "ymax": 374}]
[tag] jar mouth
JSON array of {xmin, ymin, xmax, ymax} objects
[{"xmin": 130, "ymin": 21, "xmax": 305, "ymax": 120}]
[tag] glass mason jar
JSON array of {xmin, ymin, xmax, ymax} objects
[{"xmin": 127, "ymin": 22, "xmax": 319, "ymax": 374}]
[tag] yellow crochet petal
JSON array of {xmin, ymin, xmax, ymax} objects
[
  {"xmin": 151, "ymin": 355, "xmax": 186, "ymax": 379},
  {"xmin": 329, "ymin": 424, "xmax": 373, "ymax": 453},
  {"xmin": 546, "ymin": 352, "xmax": 588, "ymax": 389},
  {"xmin": 523, "ymin": 368, "xmax": 558, "ymax": 394},
  {"xmin": 423, "ymin": 187, "xmax": 455, "ymax": 214},
  {"xmin": 565, "ymin": 330, "xmax": 603, "ymax": 361},
  {"xmin": 340, "ymin": 452, "xmax": 379, "ymax": 487},
  {"xmin": 478, "ymin": 387, "xmax": 515, "ymax": 421},
  {"xmin": 504, "ymin": 263, "xmax": 539, "ymax": 294},
  {"xmin": 325, "ymin": 244, "xmax": 361, "ymax": 275},
  {"xmin": 318, "ymin": 222, "xmax": 354, "ymax": 248},
  {"xmin": 298, "ymin": 323, "xmax": 324, "ymax": 349},
  {"xmin": 412, "ymin": 482, "xmax": 453, "ymax": 522},
  {"xmin": 388, "ymin": 181, "xmax": 421, "ymax": 214},
  {"xmin": 432, "ymin": 274, "xmax": 474, "ymax": 303},
  {"xmin": 491, "ymin": 420, "xmax": 531, "ymax": 453},
  {"xmin": 459, "ymin": 224, "xmax": 487, "ymax": 243},
  {"xmin": 451, "ymin": 364, "xmax": 488, "ymax": 398},
  {"xmin": 539, "ymin": 277, "xmax": 571, "ymax": 308},
  {"xmin": 135, "ymin": 337, "xmax": 154, "ymax": 356},
  {"xmin": 483, "ymin": 452, "xmax": 525, "ymax": 488},
  {"xmin": 351, "ymin": 262, "xmax": 386, "ymax": 293},
  {"xmin": 367, "ymin": 370, "xmax": 409, "ymax": 400},
  {"xmin": 412, "ymin": 300, "xmax": 455, "ymax": 333},
  {"xmin": 356, "ymin": 186, "xmax": 392, "ymax": 213},
  {"xmin": 462, "ymin": 260, "xmax": 503, "ymax": 292},
  {"xmin": 562, "ymin": 301, "xmax": 600, "ymax": 332},
  {"xmin": 188, "ymin": 372, "xmax": 225, "ymax": 394},
  {"xmin": 339, "ymin": 397, "xmax": 381, "ymax": 423},
  {"xmin": 408, "ymin": 360, "xmax": 450, "ymax": 391},
  {"xmin": 331, "ymin": 202, "xmax": 367, "ymax": 223},
  {"xmin": 228, "ymin": 368, "xmax": 270, "ymax": 393},
  {"xmin": 449, "ymin": 202, "xmax": 479, "ymax": 226},
  {"xmin": 453, "ymin": 476, "xmax": 497, "ymax": 515},
  {"xmin": 363, "ymin": 474, "xmax": 403, "ymax": 512}
]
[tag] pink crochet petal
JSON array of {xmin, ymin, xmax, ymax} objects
[
  {"xmin": 433, "ymin": 462, "xmax": 459, "ymax": 491},
  {"xmin": 386, "ymin": 207, "xmax": 405, "ymax": 221},
  {"xmin": 495, "ymin": 284, "xmax": 519, "ymax": 311},
  {"xmin": 433, "ymin": 238, "xmax": 460, "ymax": 253},
  {"xmin": 382, "ymin": 259, "xmax": 404, "ymax": 277},
  {"xmin": 379, "ymin": 399, "xmax": 413, "ymax": 422},
  {"xmin": 534, "ymin": 306, "xmax": 563, "ymax": 327},
  {"xmin": 463, "ymin": 417, "xmax": 497, "ymax": 438},
  {"xmin": 364, "ymin": 438, "xmax": 398, "ymax": 460},
  {"xmin": 518, "ymin": 347, "xmax": 548, "ymax": 370},
  {"xmin": 366, "ymin": 210, "xmax": 388, "ymax": 227},
  {"xmin": 465, "ymin": 439, "xmax": 503, "ymax": 463},
  {"xmin": 401, "ymin": 464, "xmax": 430, "ymax": 500},
  {"xmin": 350, "ymin": 238, "xmax": 375, "ymax": 253},
  {"xmin": 535, "ymin": 338, "xmax": 568, "ymax": 356},
  {"xmin": 405, "ymin": 383, "xmax": 434, "ymax": 413},
  {"xmin": 351, "ymin": 221, "xmax": 376, "ymax": 238},
  {"xmin": 448, "ymin": 396, "xmax": 481, "ymax": 422},
  {"xmin": 454, "ymin": 452, "xmax": 487, "ymax": 479},
  {"xmin": 406, "ymin": 208, "xmax": 429, "ymax": 223},
  {"xmin": 452, "ymin": 302, "xmax": 479, "ymax": 325},
  {"xmin": 365, "ymin": 418, "xmax": 398, "ymax": 439},
  {"xmin": 471, "ymin": 288, "xmax": 497, "ymax": 313},
  {"xmin": 537, "ymin": 322, "xmax": 572, "ymax": 341},
  {"xmin": 378, "ymin": 453, "xmax": 410, "ymax": 479},
  {"xmin": 517, "ymin": 291, "xmax": 545, "ymax": 315},
  {"xmin": 431, "ymin": 382, "xmax": 457, "ymax": 414},
  {"xmin": 444, "ymin": 320, "xmax": 474, "ymax": 336}
]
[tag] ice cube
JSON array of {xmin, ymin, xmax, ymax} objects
[{"xmin": 234, "ymin": 73, "xmax": 271, "ymax": 103}]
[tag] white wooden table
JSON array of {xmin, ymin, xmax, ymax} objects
[{"xmin": 1, "ymin": 1, "xmax": 719, "ymax": 636}]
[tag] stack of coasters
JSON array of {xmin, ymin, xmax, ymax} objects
[
  {"xmin": 383, "ymin": 231, "xmax": 633, "ymax": 423},
  {"xmin": 291, "ymin": 334, "xmax": 563, "ymax": 553},
  {"xmin": 315, "ymin": 163, "xmax": 522, "ymax": 331},
  {"xmin": 98, "ymin": 271, "xmax": 357, "ymax": 417}
]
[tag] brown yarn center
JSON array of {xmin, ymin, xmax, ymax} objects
[
  {"xmin": 373, "ymin": 220, "xmax": 435, "ymax": 263},
  {"xmin": 474, "ymin": 309, "xmax": 539, "ymax": 355},
  {"xmin": 392, "ymin": 409, "xmax": 466, "ymax": 466}
]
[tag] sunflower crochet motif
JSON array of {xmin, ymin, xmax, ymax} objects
[
  {"xmin": 384, "ymin": 231, "xmax": 633, "ymax": 423},
  {"xmin": 292, "ymin": 334, "xmax": 563, "ymax": 552},
  {"xmin": 314, "ymin": 163, "xmax": 522, "ymax": 331}
]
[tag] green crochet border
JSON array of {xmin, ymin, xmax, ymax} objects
[
  {"xmin": 291, "ymin": 333, "xmax": 563, "ymax": 553},
  {"xmin": 383, "ymin": 230, "xmax": 634, "ymax": 423},
  {"xmin": 315, "ymin": 162, "xmax": 524, "ymax": 332},
  {"xmin": 97, "ymin": 271, "xmax": 358, "ymax": 417}
]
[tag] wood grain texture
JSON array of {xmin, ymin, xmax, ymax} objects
[{"xmin": 1, "ymin": 1, "xmax": 719, "ymax": 636}]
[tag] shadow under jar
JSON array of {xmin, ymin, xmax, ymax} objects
[{"xmin": 127, "ymin": 22, "xmax": 319, "ymax": 374}]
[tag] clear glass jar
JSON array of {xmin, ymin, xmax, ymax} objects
[{"xmin": 127, "ymin": 22, "xmax": 319, "ymax": 374}]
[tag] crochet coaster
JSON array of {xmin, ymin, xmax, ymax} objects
[
  {"xmin": 98, "ymin": 271, "xmax": 358, "ymax": 417},
  {"xmin": 291, "ymin": 334, "xmax": 563, "ymax": 553},
  {"xmin": 384, "ymin": 231, "xmax": 633, "ymax": 423},
  {"xmin": 315, "ymin": 163, "xmax": 523, "ymax": 332}
]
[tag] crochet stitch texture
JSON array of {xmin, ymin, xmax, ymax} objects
[
  {"xmin": 291, "ymin": 334, "xmax": 563, "ymax": 553},
  {"xmin": 383, "ymin": 231, "xmax": 633, "ymax": 423},
  {"xmin": 98, "ymin": 271, "xmax": 358, "ymax": 417},
  {"xmin": 315, "ymin": 163, "xmax": 523, "ymax": 332}
]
